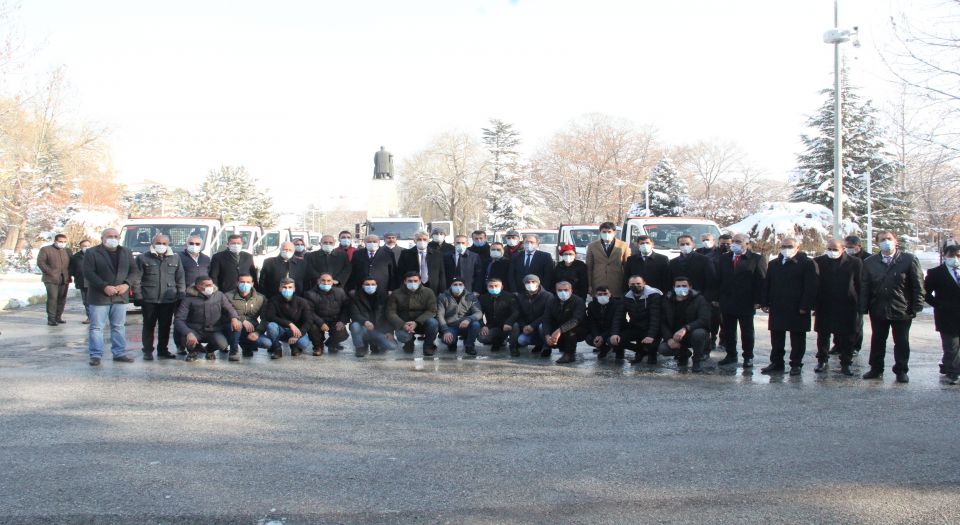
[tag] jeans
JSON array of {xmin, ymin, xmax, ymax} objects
[
  {"xmin": 141, "ymin": 302, "xmax": 175, "ymax": 353},
  {"xmin": 349, "ymin": 322, "xmax": 399, "ymax": 352},
  {"xmin": 44, "ymin": 281, "xmax": 68, "ymax": 321},
  {"xmin": 88, "ymin": 304, "xmax": 128, "ymax": 359},
  {"xmin": 442, "ymin": 320, "xmax": 482, "ymax": 348},
  {"xmin": 721, "ymin": 313, "xmax": 756, "ymax": 359},
  {"xmin": 511, "ymin": 322, "xmax": 544, "ymax": 349},
  {"xmin": 394, "ymin": 318, "xmax": 439, "ymax": 346},
  {"xmin": 265, "ymin": 322, "xmax": 313, "ymax": 350},
  {"xmin": 227, "ymin": 326, "xmax": 272, "ymax": 353},
  {"xmin": 939, "ymin": 332, "xmax": 960, "ymax": 376},
  {"xmin": 868, "ymin": 316, "xmax": 912, "ymax": 374},
  {"xmin": 770, "ymin": 330, "xmax": 807, "ymax": 367}
]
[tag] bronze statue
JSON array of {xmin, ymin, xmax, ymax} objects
[{"xmin": 374, "ymin": 146, "xmax": 394, "ymax": 180}]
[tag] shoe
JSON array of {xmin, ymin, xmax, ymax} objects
[
  {"xmin": 228, "ymin": 351, "xmax": 240, "ymax": 362},
  {"xmin": 814, "ymin": 361, "xmax": 827, "ymax": 373},
  {"xmin": 177, "ymin": 348, "xmax": 187, "ymax": 356},
  {"xmin": 242, "ymin": 349, "xmax": 254, "ymax": 358},
  {"xmin": 446, "ymin": 344, "xmax": 457, "ymax": 352},
  {"xmin": 948, "ymin": 374, "xmax": 959, "ymax": 385},
  {"xmin": 82, "ymin": 318, "xmax": 90, "ymax": 324},
  {"xmin": 89, "ymin": 357, "xmax": 101, "ymax": 366},
  {"xmin": 403, "ymin": 341, "xmax": 414, "ymax": 353},
  {"xmin": 597, "ymin": 348, "xmax": 610, "ymax": 359},
  {"xmin": 270, "ymin": 351, "xmax": 282, "ymax": 360},
  {"xmin": 465, "ymin": 346, "xmax": 476, "ymax": 356},
  {"xmin": 614, "ymin": 350, "xmax": 625, "ymax": 360},
  {"xmin": 185, "ymin": 352, "xmax": 198, "ymax": 362},
  {"xmin": 761, "ymin": 363, "xmax": 784, "ymax": 375},
  {"xmin": 57, "ymin": 318, "xmax": 66, "ymax": 324},
  {"xmin": 327, "ymin": 345, "xmax": 339, "ymax": 354},
  {"xmin": 206, "ymin": 352, "xmax": 216, "ymax": 360},
  {"xmin": 47, "ymin": 320, "xmax": 58, "ymax": 326},
  {"xmin": 840, "ymin": 365, "xmax": 853, "ymax": 376},
  {"xmin": 355, "ymin": 347, "xmax": 368, "ymax": 357},
  {"xmin": 691, "ymin": 361, "xmax": 703, "ymax": 373},
  {"xmin": 313, "ymin": 347, "xmax": 325, "ymax": 357},
  {"xmin": 862, "ymin": 369, "xmax": 883, "ymax": 380},
  {"xmin": 895, "ymin": 372, "xmax": 909, "ymax": 384},
  {"xmin": 113, "ymin": 355, "xmax": 135, "ymax": 363},
  {"xmin": 509, "ymin": 348, "xmax": 519, "ymax": 357},
  {"xmin": 423, "ymin": 346, "xmax": 436, "ymax": 357},
  {"xmin": 540, "ymin": 347, "xmax": 552, "ymax": 358},
  {"xmin": 718, "ymin": 355, "xmax": 738, "ymax": 366},
  {"xmin": 157, "ymin": 351, "xmax": 176, "ymax": 360},
  {"xmin": 789, "ymin": 366, "xmax": 801, "ymax": 376},
  {"xmin": 291, "ymin": 348, "xmax": 302, "ymax": 357},
  {"xmin": 742, "ymin": 358, "xmax": 754, "ymax": 368},
  {"xmin": 492, "ymin": 344, "xmax": 505, "ymax": 353},
  {"xmin": 556, "ymin": 352, "xmax": 575, "ymax": 364},
  {"xmin": 219, "ymin": 348, "xmax": 228, "ymax": 353},
  {"xmin": 334, "ymin": 344, "xmax": 344, "ymax": 350},
  {"xmin": 142, "ymin": 351, "xmax": 154, "ymax": 361}
]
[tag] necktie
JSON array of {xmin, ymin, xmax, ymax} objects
[
  {"xmin": 733, "ymin": 254, "xmax": 740, "ymax": 269},
  {"xmin": 419, "ymin": 251, "xmax": 428, "ymax": 283},
  {"xmin": 456, "ymin": 253, "xmax": 460, "ymax": 269},
  {"xmin": 953, "ymin": 267, "xmax": 959, "ymax": 284},
  {"xmin": 525, "ymin": 253, "xmax": 532, "ymax": 268}
]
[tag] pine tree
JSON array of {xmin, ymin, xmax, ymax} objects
[
  {"xmin": 790, "ymin": 68, "xmax": 911, "ymax": 233},
  {"xmin": 482, "ymin": 119, "xmax": 541, "ymax": 229},
  {"xmin": 191, "ymin": 165, "xmax": 275, "ymax": 227},
  {"xmin": 120, "ymin": 184, "xmax": 170, "ymax": 216},
  {"xmin": 647, "ymin": 158, "xmax": 688, "ymax": 216}
]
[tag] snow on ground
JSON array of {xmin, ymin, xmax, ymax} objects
[{"xmin": 0, "ymin": 273, "xmax": 77, "ymax": 310}]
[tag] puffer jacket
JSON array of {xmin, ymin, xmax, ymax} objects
[
  {"xmin": 436, "ymin": 291, "xmax": 482, "ymax": 329},
  {"xmin": 304, "ymin": 286, "xmax": 351, "ymax": 324},
  {"xmin": 257, "ymin": 294, "xmax": 318, "ymax": 332},
  {"xmin": 515, "ymin": 289, "xmax": 554, "ymax": 327},
  {"xmin": 860, "ymin": 251, "xmax": 925, "ymax": 320},
  {"xmin": 228, "ymin": 289, "xmax": 265, "ymax": 325},
  {"xmin": 660, "ymin": 289, "xmax": 710, "ymax": 339},
  {"xmin": 478, "ymin": 292, "xmax": 519, "ymax": 328},
  {"xmin": 134, "ymin": 248, "xmax": 185, "ymax": 304},
  {"xmin": 387, "ymin": 285, "xmax": 438, "ymax": 329},
  {"xmin": 174, "ymin": 285, "xmax": 238, "ymax": 336}
]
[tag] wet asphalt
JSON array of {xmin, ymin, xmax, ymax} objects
[{"xmin": 0, "ymin": 301, "xmax": 958, "ymax": 524}]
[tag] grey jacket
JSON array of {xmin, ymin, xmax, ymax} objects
[
  {"xmin": 436, "ymin": 291, "xmax": 482, "ymax": 329},
  {"xmin": 174, "ymin": 285, "xmax": 238, "ymax": 336},
  {"xmin": 133, "ymin": 249, "xmax": 185, "ymax": 304},
  {"xmin": 82, "ymin": 245, "xmax": 140, "ymax": 305}
]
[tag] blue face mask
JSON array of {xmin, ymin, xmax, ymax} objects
[
  {"xmin": 318, "ymin": 283, "xmax": 333, "ymax": 292},
  {"xmin": 450, "ymin": 285, "xmax": 465, "ymax": 295},
  {"xmin": 280, "ymin": 289, "xmax": 295, "ymax": 299},
  {"xmin": 674, "ymin": 286, "xmax": 690, "ymax": 297},
  {"xmin": 237, "ymin": 283, "xmax": 253, "ymax": 294},
  {"xmin": 879, "ymin": 239, "xmax": 895, "ymax": 252},
  {"xmin": 406, "ymin": 282, "xmax": 420, "ymax": 291},
  {"xmin": 557, "ymin": 291, "xmax": 571, "ymax": 301},
  {"xmin": 363, "ymin": 285, "xmax": 378, "ymax": 295},
  {"xmin": 487, "ymin": 287, "xmax": 502, "ymax": 296},
  {"xmin": 473, "ymin": 239, "xmax": 486, "ymax": 247},
  {"xmin": 730, "ymin": 243, "xmax": 744, "ymax": 255}
]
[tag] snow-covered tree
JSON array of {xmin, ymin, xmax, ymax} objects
[
  {"xmin": 647, "ymin": 157, "xmax": 688, "ymax": 216},
  {"xmin": 482, "ymin": 119, "xmax": 541, "ymax": 229},
  {"xmin": 187, "ymin": 165, "xmax": 275, "ymax": 227},
  {"xmin": 120, "ymin": 183, "xmax": 170, "ymax": 217},
  {"xmin": 790, "ymin": 68, "xmax": 912, "ymax": 234}
]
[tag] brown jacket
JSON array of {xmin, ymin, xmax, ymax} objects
[
  {"xmin": 585, "ymin": 238, "xmax": 630, "ymax": 297},
  {"xmin": 37, "ymin": 244, "xmax": 72, "ymax": 285}
]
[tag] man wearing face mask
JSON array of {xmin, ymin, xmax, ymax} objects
[
  {"xmin": 860, "ymin": 230, "xmax": 924, "ymax": 383},
  {"xmin": 349, "ymin": 277, "xmax": 399, "ymax": 356},
  {"xmin": 716, "ymin": 234, "xmax": 733, "ymax": 256},
  {"xmin": 83, "ymin": 228, "xmax": 139, "ymax": 366},
  {"xmin": 760, "ymin": 237, "xmax": 819, "ymax": 376},
  {"xmin": 348, "ymin": 234, "xmax": 394, "ymax": 292},
  {"xmin": 133, "ymin": 234, "xmax": 185, "ymax": 361},
  {"xmin": 553, "ymin": 244, "xmax": 589, "ymax": 299},
  {"xmin": 398, "ymin": 231, "xmax": 446, "ymax": 295},
  {"xmin": 387, "ymin": 272, "xmax": 440, "ymax": 355},
  {"xmin": 428, "ymin": 227, "xmax": 455, "ymax": 256},
  {"xmin": 658, "ymin": 276, "xmax": 711, "ymax": 372},
  {"xmin": 508, "ymin": 234, "xmax": 554, "ymax": 294},
  {"xmin": 543, "ymin": 281, "xmax": 587, "ymax": 364},
  {"xmin": 227, "ymin": 274, "xmax": 271, "ymax": 359},
  {"xmin": 502, "ymin": 230, "xmax": 523, "ymax": 260},
  {"xmin": 69, "ymin": 239, "xmax": 93, "ymax": 324},
  {"xmin": 624, "ymin": 235, "xmax": 671, "ymax": 294},
  {"xmin": 383, "ymin": 233, "xmax": 403, "ymax": 265},
  {"xmin": 512, "ymin": 274, "xmax": 554, "ymax": 357},
  {"xmin": 924, "ymin": 244, "xmax": 960, "ymax": 385},
  {"xmin": 621, "ymin": 276, "xmax": 663, "ymax": 365},
  {"xmin": 304, "ymin": 273, "xmax": 351, "ymax": 356},
  {"xmin": 292, "ymin": 239, "xmax": 308, "ymax": 259},
  {"xmin": 259, "ymin": 278, "xmax": 317, "ymax": 359},
  {"xmin": 483, "ymin": 242, "xmax": 511, "ymax": 288},
  {"xmin": 697, "ymin": 233, "xmax": 725, "ymax": 352},
  {"xmin": 306, "ymin": 235, "xmax": 351, "ymax": 289},
  {"xmin": 336, "ymin": 230, "xmax": 356, "ymax": 262},
  {"xmin": 259, "ymin": 241, "xmax": 307, "ymax": 299},
  {"xmin": 844, "ymin": 235, "xmax": 870, "ymax": 356},
  {"xmin": 812, "ymin": 238, "xmax": 862, "ymax": 376},
  {"xmin": 716, "ymin": 234, "xmax": 766, "ymax": 368},
  {"xmin": 478, "ymin": 278, "xmax": 519, "ymax": 352},
  {"xmin": 437, "ymin": 277, "xmax": 483, "ymax": 355},
  {"xmin": 180, "ymin": 235, "xmax": 211, "ymax": 292},
  {"xmin": 586, "ymin": 222, "xmax": 631, "ymax": 298},
  {"xmin": 587, "ymin": 286, "xmax": 625, "ymax": 360},
  {"xmin": 668, "ymin": 236, "xmax": 717, "ymax": 346},
  {"xmin": 38, "ymin": 233, "xmax": 72, "ymax": 326},
  {"xmin": 443, "ymin": 235, "xmax": 483, "ymax": 293},
  {"xmin": 468, "ymin": 230, "xmax": 491, "ymax": 266},
  {"xmin": 174, "ymin": 275, "xmax": 241, "ymax": 362},
  {"xmin": 209, "ymin": 234, "xmax": 258, "ymax": 293}
]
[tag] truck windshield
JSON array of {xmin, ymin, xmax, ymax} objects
[
  {"xmin": 568, "ymin": 229, "xmax": 599, "ymax": 248},
  {"xmin": 123, "ymin": 224, "xmax": 209, "ymax": 254},
  {"xmin": 632, "ymin": 223, "xmax": 722, "ymax": 250},
  {"xmin": 368, "ymin": 221, "xmax": 421, "ymax": 240},
  {"xmin": 218, "ymin": 230, "xmax": 253, "ymax": 250}
]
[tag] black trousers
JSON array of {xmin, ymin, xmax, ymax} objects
[
  {"xmin": 769, "ymin": 330, "xmax": 806, "ymax": 367},
  {"xmin": 817, "ymin": 329, "xmax": 852, "ymax": 366},
  {"xmin": 478, "ymin": 326, "xmax": 510, "ymax": 347},
  {"xmin": 709, "ymin": 303, "xmax": 722, "ymax": 346},
  {"xmin": 721, "ymin": 313, "xmax": 756, "ymax": 359},
  {"xmin": 141, "ymin": 302, "xmax": 176, "ymax": 353},
  {"xmin": 939, "ymin": 332, "xmax": 960, "ymax": 376},
  {"xmin": 868, "ymin": 316, "xmax": 912, "ymax": 374},
  {"xmin": 550, "ymin": 331, "xmax": 580, "ymax": 354},
  {"xmin": 44, "ymin": 282, "xmax": 68, "ymax": 321},
  {"xmin": 307, "ymin": 324, "xmax": 350, "ymax": 349},
  {"xmin": 657, "ymin": 328, "xmax": 708, "ymax": 363},
  {"xmin": 851, "ymin": 313, "xmax": 864, "ymax": 351},
  {"xmin": 619, "ymin": 328, "xmax": 658, "ymax": 358}
]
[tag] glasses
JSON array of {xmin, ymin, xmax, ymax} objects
[
  {"xmin": 188, "ymin": 242, "xmax": 201, "ymax": 246},
  {"xmin": 155, "ymin": 243, "xmax": 169, "ymax": 246}
]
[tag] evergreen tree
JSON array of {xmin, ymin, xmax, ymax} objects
[
  {"xmin": 647, "ymin": 157, "xmax": 688, "ymax": 216},
  {"xmin": 191, "ymin": 165, "xmax": 275, "ymax": 227},
  {"xmin": 120, "ymin": 184, "xmax": 170, "ymax": 216},
  {"xmin": 482, "ymin": 119, "xmax": 541, "ymax": 229},
  {"xmin": 790, "ymin": 69, "xmax": 911, "ymax": 233}
]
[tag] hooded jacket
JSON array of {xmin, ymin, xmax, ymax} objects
[{"xmin": 621, "ymin": 286, "xmax": 663, "ymax": 340}]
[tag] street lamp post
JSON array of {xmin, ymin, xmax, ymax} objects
[{"xmin": 862, "ymin": 160, "xmax": 897, "ymax": 253}]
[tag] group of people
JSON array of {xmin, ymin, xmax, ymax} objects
[{"xmin": 39, "ymin": 222, "xmax": 958, "ymax": 385}]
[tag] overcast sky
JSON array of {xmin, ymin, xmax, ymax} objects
[{"xmin": 14, "ymin": 0, "xmax": 914, "ymax": 210}]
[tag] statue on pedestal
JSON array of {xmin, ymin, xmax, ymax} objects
[{"xmin": 373, "ymin": 146, "xmax": 394, "ymax": 180}]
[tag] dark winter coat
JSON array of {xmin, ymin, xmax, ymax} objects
[
  {"xmin": 69, "ymin": 251, "xmax": 87, "ymax": 289},
  {"xmin": 228, "ymin": 289, "xmax": 265, "ymax": 325},
  {"xmin": 257, "ymin": 294, "xmax": 318, "ymax": 332},
  {"xmin": 717, "ymin": 250, "xmax": 766, "ymax": 316},
  {"xmin": 542, "ymin": 294, "xmax": 586, "ymax": 337},
  {"xmin": 467, "ymin": 243, "xmax": 491, "ymax": 267},
  {"xmin": 82, "ymin": 245, "xmax": 140, "ymax": 305},
  {"xmin": 386, "ymin": 285, "xmax": 438, "ymax": 329},
  {"xmin": 349, "ymin": 247, "xmax": 396, "ymax": 292},
  {"xmin": 515, "ymin": 289, "xmax": 554, "ymax": 328},
  {"xmin": 397, "ymin": 247, "xmax": 446, "ymax": 295},
  {"xmin": 587, "ymin": 298, "xmax": 623, "ymax": 339},
  {"xmin": 133, "ymin": 250, "xmax": 185, "ymax": 304},
  {"xmin": 621, "ymin": 286, "xmax": 662, "ymax": 340},
  {"xmin": 209, "ymin": 250, "xmax": 258, "ymax": 293},
  {"xmin": 350, "ymin": 289, "xmax": 392, "ymax": 332},
  {"xmin": 303, "ymin": 286, "xmax": 351, "ymax": 325},
  {"xmin": 478, "ymin": 292, "xmax": 519, "ymax": 328},
  {"xmin": 660, "ymin": 290, "xmax": 711, "ymax": 339},
  {"xmin": 305, "ymin": 249, "xmax": 351, "ymax": 288},
  {"xmin": 428, "ymin": 240, "xmax": 455, "ymax": 256},
  {"xmin": 38, "ymin": 244, "xmax": 71, "ymax": 285},
  {"xmin": 860, "ymin": 251, "xmax": 925, "ymax": 320},
  {"xmin": 508, "ymin": 250, "xmax": 555, "ymax": 294},
  {"xmin": 924, "ymin": 264, "xmax": 960, "ymax": 333},
  {"xmin": 813, "ymin": 253, "xmax": 862, "ymax": 334},
  {"xmin": 259, "ymin": 256, "xmax": 308, "ymax": 298},
  {"xmin": 623, "ymin": 252, "xmax": 671, "ymax": 295},
  {"xmin": 762, "ymin": 252, "xmax": 819, "ymax": 332},
  {"xmin": 179, "ymin": 250, "xmax": 211, "ymax": 290},
  {"xmin": 668, "ymin": 252, "xmax": 717, "ymax": 301},
  {"xmin": 552, "ymin": 260, "xmax": 589, "ymax": 299},
  {"xmin": 481, "ymin": 259, "xmax": 510, "ymax": 289},
  {"xmin": 174, "ymin": 285, "xmax": 238, "ymax": 336}
]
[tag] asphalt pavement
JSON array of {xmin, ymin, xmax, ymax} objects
[{"xmin": 0, "ymin": 300, "xmax": 958, "ymax": 524}]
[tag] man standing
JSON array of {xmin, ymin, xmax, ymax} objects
[
  {"xmin": 512, "ymin": 274, "xmax": 553, "ymax": 357},
  {"xmin": 861, "ymin": 231, "xmax": 924, "ymax": 383},
  {"xmin": 624, "ymin": 235, "xmax": 671, "ymax": 293},
  {"xmin": 502, "ymin": 229, "xmax": 523, "ymax": 260},
  {"xmin": 69, "ymin": 239, "xmax": 92, "ymax": 324},
  {"xmin": 924, "ymin": 244, "xmax": 960, "ymax": 385},
  {"xmin": 468, "ymin": 230, "xmax": 491, "ymax": 267},
  {"xmin": 587, "ymin": 286, "xmax": 624, "ymax": 360},
  {"xmin": 259, "ymin": 278, "xmax": 317, "ymax": 359},
  {"xmin": 695, "ymin": 232, "xmax": 723, "ymax": 352},
  {"xmin": 336, "ymin": 230, "xmax": 356, "ymax": 262},
  {"xmin": 83, "ymin": 228, "xmax": 139, "ymax": 366},
  {"xmin": 428, "ymin": 227, "xmax": 455, "ymax": 256},
  {"xmin": 586, "ymin": 222, "xmax": 630, "ymax": 298},
  {"xmin": 292, "ymin": 238, "xmax": 308, "ymax": 260},
  {"xmin": 133, "ymin": 234, "xmax": 185, "ymax": 361},
  {"xmin": 397, "ymin": 232, "xmax": 446, "ymax": 295},
  {"xmin": 716, "ymin": 234, "xmax": 766, "ymax": 368},
  {"xmin": 813, "ymin": 239, "xmax": 862, "ymax": 376},
  {"xmin": 209, "ymin": 234, "xmax": 258, "ymax": 293},
  {"xmin": 227, "ymin": 274, "xmax": 271, "ymax": 359},
  {"xmin": 387, "ymin": 272, "xmax": 440, "ymax": 356},
  {"xmin": 349, "ymin": 277, "xmax": 399, "ymax": 356},
  {"xmin": 259, "ymin": 242, "xmax": 307, "ymax": 298},
  {"xmin": 174, "ymin": 275, "xmax": 241, "ymax": 362},
  {"xmin": 437, "ymin": 278, "xmax": 483, "ymax": 355},
  {"xmin": 477, "ymin": 278, "xmax": 518, "ymax": 352},
  {"xmin": 844, "ymin": 235, "xmax": 870, "ymax": 355},
  {"xmin": 760, "ymin": 237, "xmax": 818, "ymax": 376},
  {"xmin": 180, "ymin": 235, "xmax": 211, "ymax": 290},
  {"xmin": 444, "ymin": 235, "xmax": 483, "ymax": 293},
  {"xmin": 349, "ymin": 234, "xmax": 395, "ymax": 292},
  {"xmin": 303, "ymin": 272, "xmax": 351, "ymax": 356},
  {"xmin": 382, "ymin": 233, "xmax": 403, "ymax": 265},
  {"xmin": 38, "ymin": 233, "xmax": 72, "ymax": 326},
  {"xmin": 306, "ymin": 235, "xmax": 351, "ymax": 288},
  {"xmin": 658, "ymin": 276, "xmax": 711, "ymax": 373},
  {"xmin": 669, "ymin": 235, "xmax": 716, "ymax": 315},
  {"xmin": 543, "ymin": 281, "xmax": 587, "ymax": 364},
  {"xmin": 621, "ymin": 275, "xmax": 662, "ymax": 365},
  {"xmin": 508, "ymin": 234, "xmax": 554, "ymax": 294}
]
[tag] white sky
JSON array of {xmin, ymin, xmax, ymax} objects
[{"xmin": 14, "ymin": 0, "xmax": 913, "ymax": 210}]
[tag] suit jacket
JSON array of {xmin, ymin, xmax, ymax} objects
[
  {"xmin": 482, "ymin": 258, "xmax": 510, "ymax": 288},
  {"xmin": 586, "ymin": 239, "xmax": 631, "ymax": 297},
  {"xmin": 82, "ymin": 245, "xmax": 140, "ymax": 305},
  {"xmin": 761, "ymin": 253, "xmax": 819, "ymax": 332},
  {"xmin": 925, "ymin": 264, "xmax": 960, "ymax": 333},
  {"xmin": 508, "ymin": 250, "xmax": 555, "ymax": 294},
  {"xmin": 37, "ymin": 244, "xmax": 71, "ymax": 285},
  {"xmin": 717, "ymin": 251, "xmax": 766, "ymax": 316},
  {"xmin": 397, "ymin": 247, "xmax": 446, "ymax": 295},
  {"xmin": 813, "ymin": 253, "xmax": 862, "ymax": 334},
  {"xmin": 444, "ymin": 250, "xmax": 483, "ymax": 293},
  {"xmin": 259, "ymin": 256, "xmax": 308, "ymax": 298},
  {"xmin": 623, "ymin": 252, "xmax": 671, "ymax": 294},
  {"xmin": 209, "ymin": 250, "xmax": 258, "ymax": 293},
  {"xmin": 304, "ymin": 249, "xmax": 351, "ymax": 287},
  {"xmin": 349, "ymin": 247, "xmax": 396, "ymax": 292},
  {"xmin": 668, "ymin": 252, "xmax": 717, "ymax": 301}
]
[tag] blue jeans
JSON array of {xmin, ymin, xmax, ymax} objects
[
  {"xmin": 394, "ymin": 317, "xmax": 439, "ymax": 346},
  {"xmin": 88, "ymin": 304, "xmax": 128, "ymax": 359},
  {"xmin": 442, "ymin": 320, "xmax": 481, "ymax": 348},
  {"xmin": 265, "ymin": 322, "xmax": 312, "ymax": 350},
  {"xmin": 226, "ymin": 326, "xmax": 272, "ymax": 353},
  {"xmin": 511, "ymin": 322, "xmax": 545, "ymax": 349},
  {"xmin": 349, "ymin": 322, "xmax": 400, "ymax": 351}
]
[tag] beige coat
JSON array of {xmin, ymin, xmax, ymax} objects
[{"xmin": 586, "ymin": 239, "xmax": 630, "ymax": 297}]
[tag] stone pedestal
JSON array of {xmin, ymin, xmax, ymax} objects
[{"xmin": 368, "ymin": 178, "xmax": 400, "ymax": 217}]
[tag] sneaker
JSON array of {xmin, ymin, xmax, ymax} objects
[
  {"xmin": 814, "ymin": 361, "xmax": 827, "ymax": 373},
  {"xmin": 228, "ymin": 351, "xmax": 240, "ymax": 362},
  {"xmin": 895, "ymin": 372, "xmax": 909, "ymax": 384},
  {"xmin": 742, "ymin": 358, "xmax": 754, "ymax": 368},
  {"xmin": 89, "ymin": 357, "xmax": 101, "ymax": 366}
]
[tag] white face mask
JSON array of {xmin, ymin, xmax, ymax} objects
[
  {"xmin": 405, "ymin": 281, "xmax": 420, "ymax": 291},
  {"xmin": 596, "ymin": 295, "xmax": 610, "ymax": 305},
  {"xmin": 524, "ymin": 282, "xmax": 539, "ymax": 292},
  {"xmin": 450, "ymin": 285, "xmax": 465, "ymax": 295},
  {"xmin": 490, "ymin": 250, "xmax": 503, "ymax": 260},
  {"xmin": 638, "ymin": 243, "xmax": 653, "ymax": 256},
  {"xmin": 294, "ymin": 245, "xmax": 306, "ymax": 253},
  {"xmin": 781, "ymin": 248, "xmax": 797, "ymax": 259},
  {"xmin": 505, "ymin": 238, "xmax": 519, "ymax": 247},
  {"xmin": 81, "ymin": 247, "xmax": 89, "ymax": 253},
  {"xmin": 600, "ymin": 232, "xmax": 614, "ymax": 242},
  {"xmin": 339, "ymin": 238, "xmax": 351, "ymax": 247},
  {"xmin": 103, "ymin": 238, "xmax": 120, "ymax": 249},
  {"xmin": 153, "ymin": 244, "xmax": 168, "ymax": 254},
  {"xmin": 524, "ymin": 243, "xmax": 537, "ymax": 253},
  {"xmin": 674, "ymin": 286, "xmax": 690, "ymax": 297},
  {"xmin": 879, "ymin": 239, "xmax": 895, "ymax": 252},
  {"xmin": 321, "ymin": 244, "xmax": 335, "ymax": 253},
  {"xmin": 825, "ymin": 249, "xmax": 841, "ymax": 259},
  {"xmin": 54, "ymin": 241, "xmax": 67, "ymax": 249},
  {"xmin": 844, "ymin": 247, "xmax": 858, "ymax": 256},
  {"xmin": 455, "ymin": 244, "xmax": 467, "ymax": 254},
  {"xmin": 702, "ymin": 240, "xmax": 714, "ymax": 249},
  {"xmin": 561, "ymin": 254, "xmax": 575, "ymax": 264},
  {"xmin": 945, "ymin": 257, "xmax": 960, "ymax": 268},
  {"xmin": 280, "ymin": 250, "xmax": 294, "ymax": 260},
  {"xmin": 186, "ymin": 244, "xmax": 201, "ymax": 254},
  {"xmin": 228, "ymin": 244, "xmax": 242, "ymax": 254},
  {"xmin": 432, "ymin": 235, "xmax": 445, "ymax": 244},
  {"xmin": 202, "ymin": 286, "xmax": 215, "ymax": 297},
  {"xmin": 678, "ymin": 245, "xmax": 693, "ymax": 255},
  {"xmin": 416, "ymin": 240, "xmax": 429, "ymax": 251},
  {"xmin": 556, "ymin": 291, "xmax": 571, "ymax": 301},
  {"xmin": 365, "ymin": 242, "xmax": 378, "ymax": 252}
]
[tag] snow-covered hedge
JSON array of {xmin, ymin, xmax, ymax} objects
[{"xmin": 726, "ymin": 201, "xmax": 860, "ymax": 255}]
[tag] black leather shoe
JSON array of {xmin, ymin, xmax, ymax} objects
[
  {"xmin": 761, "ymin": 363, "xmax": 784, "ymax": 374},
  {"xmin": 89, "ymin": 357, "xmax": 101, "ymax": 366},
  {"xmin": 840, "ymin": 365, "xmax": 853, "ymax": 376},
  {"xmin": 142, "ymin": 352, "xmax": 154, "ymax": 361},
  {"xmin": 895, "ymin": 372, "xmax": 909, "ymax": 384},
  {"xmin": 540, "ymin": 347, "xmax": 552, "ymax": 358},
  {"xmin": 113, "ymin": 355, "xmax": 135, "ymax": 363},
  {"xmin": 555, "ymin": 352, "xmax": 575, "ymax": 364},
  {"xmin": 157, "ymin": 351, "xmax": 177, "ymax": 360},
  {"xmin": 862, "ymin": 369, "xmax": 883, "ymax": 379},
  {"xmin": 718, "ymin": 355, "xmax": 737, "ymax": 366},
  {"xmin": 814, "ymin": 361, "xmax": 827, "ymax": 373},
  {"xmin": 269, "ymin": 351, "xmax": 282, "ymax": 360},
  {"xmin": 789, "ymin": 366, "xmax": 802, "ymax": 376},
  {"xmin": 597, "ymin": 348, "xmax": 610, "ymax": 359},
  {"xmin": 465, "ymin": 346, "xmax": 476, "ymax": 356},
  {"xmin": 47, "ymin": 320, "xmax": 58, "ymax": 326},
  {"xmin": 691, "ymin": 361, "xmax": 703, "ymax": 373},
  {"xmin": 742, "ymin": 358, "xmax": 754, "ymax": 368}
]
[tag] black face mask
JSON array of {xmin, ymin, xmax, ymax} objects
[
  {"xmin": 630, "ymin": 285, "xmax": 644, "ymax": 294},
  {"xmin": 719, "ymin": 244, "xmax": 731, "ymax": 253}
]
